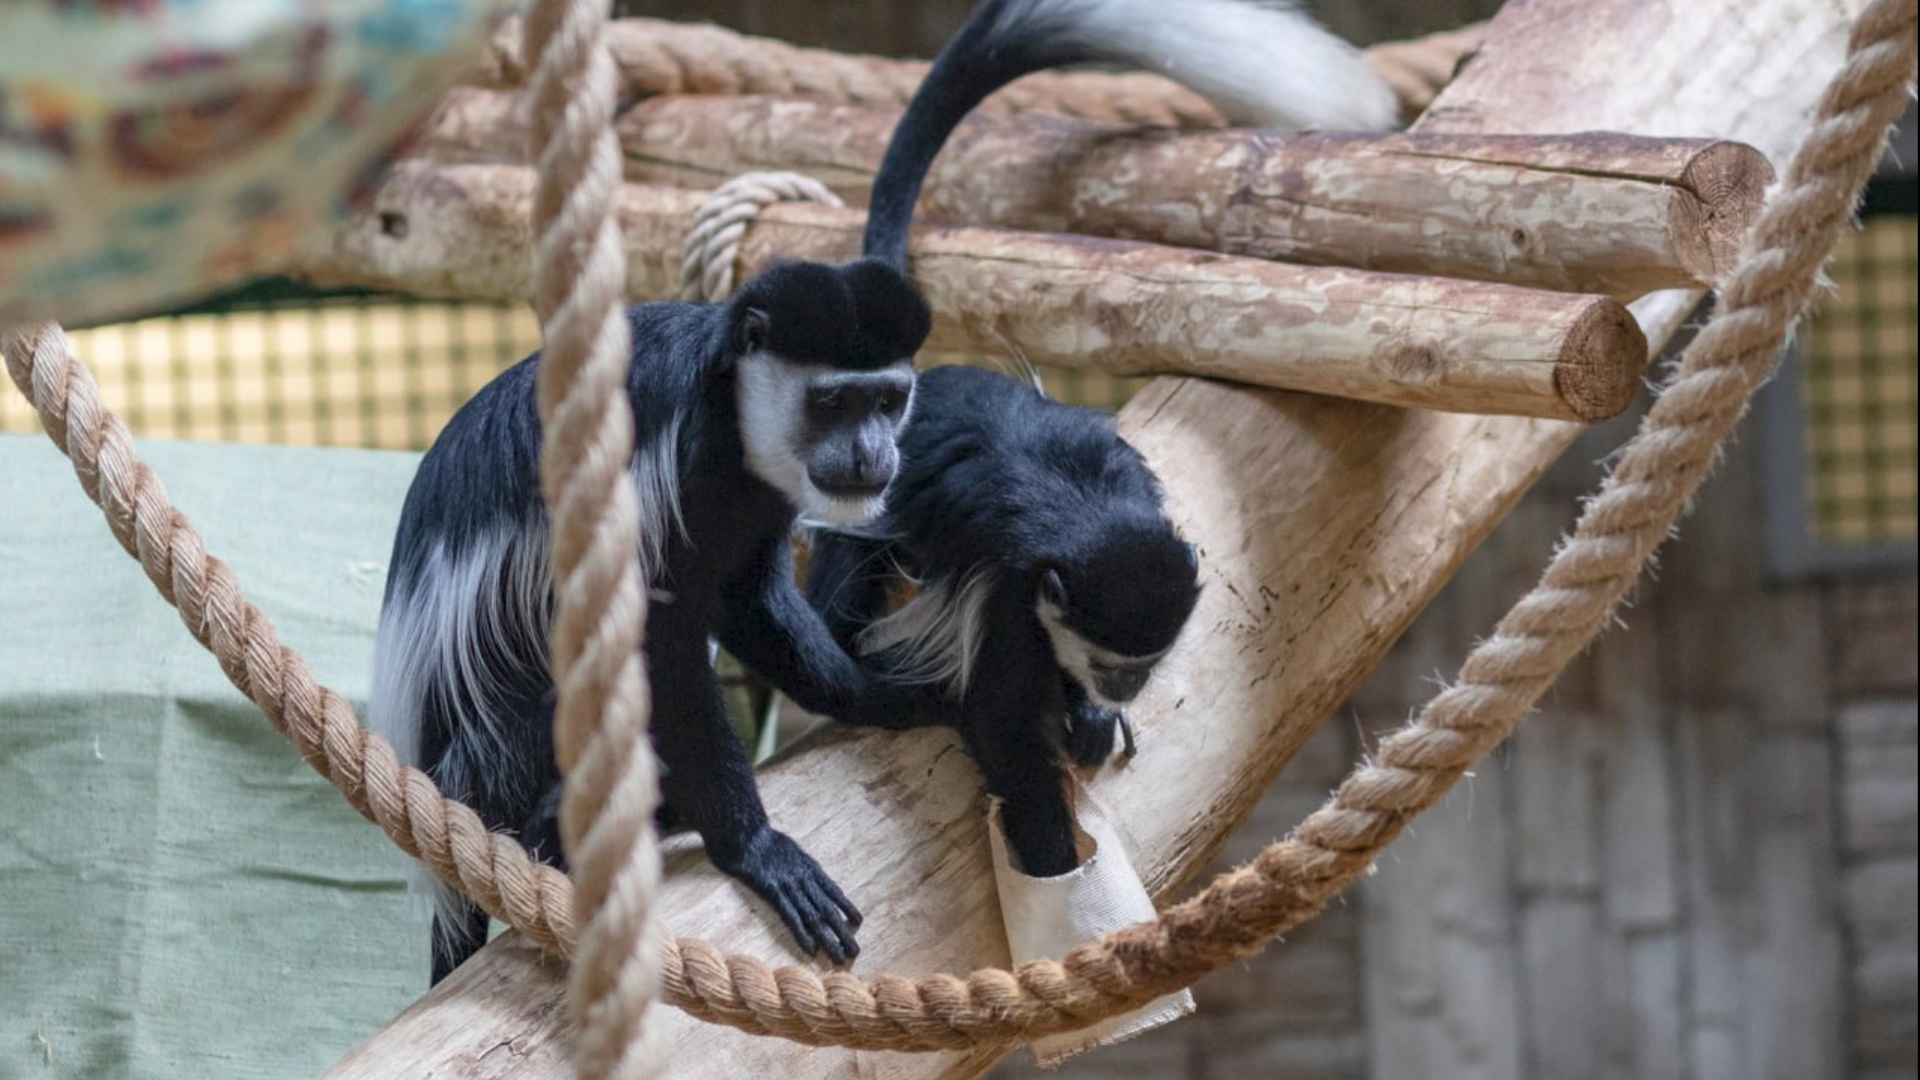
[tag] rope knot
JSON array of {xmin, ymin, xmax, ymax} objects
[{"xmin": 680, "ymin": 171, "xmax": 846, "ymax": 303}]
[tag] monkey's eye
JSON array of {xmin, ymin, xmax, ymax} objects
[
  {"xmin": 810, "ymin": 388, "xmax": 848, "ymax": 412},
  {"xmin": 876, "ymin": 390, "xmax": 906, "ymax": 417}
]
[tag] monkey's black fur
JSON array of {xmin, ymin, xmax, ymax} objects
[
  {"xmin": 809, "ymin": 0, "xmax": 1250, "ymax": 879},
  {"xmin": 808, "ymin": 366, "xmax": 1201, "ymax": 877},
  {"xmin": 375, "ymin": 259, "xmax": 931, "ymax": 982}
]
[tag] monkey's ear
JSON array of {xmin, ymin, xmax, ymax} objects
[
  {"xmin": 732, "ymin": 307, "xmax": 771, "ymax": 356},
  {"xmin": 1040, "ymin": 567, "xmax": 1068, "ymax": 608}
]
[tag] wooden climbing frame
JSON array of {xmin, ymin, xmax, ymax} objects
[{"xmin": 5, "ymin": 0, "xmax": 1911, "ymax": 1077}]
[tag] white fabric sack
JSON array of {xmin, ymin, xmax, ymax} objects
[{"xmin": 986, "ymin": 782, "xmax": 1196, "ymax": 1067}]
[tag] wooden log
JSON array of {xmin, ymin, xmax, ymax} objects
[
  {"xmin": 316, "ymin": 0, "xmax": 1867, "ymax": 1075},
  {"xmin": 419, "ymin": 87, "xmax": 1773, "ymax": 298},
  {"xmin": 297, "ymin": 162, "xmax": 1647, "ymax": 421}
]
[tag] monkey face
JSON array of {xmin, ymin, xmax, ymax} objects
[
  {"xmin": 1034, "ymin": 530, "xmax": 1202, "ymax": 710},
  {"xmin": 736, "ymin": 352, "xmax": 916, "ymax": 526}
]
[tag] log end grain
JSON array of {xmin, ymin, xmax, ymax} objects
[
  {"xmin": 1554, "ymin": 297, "xmax": 1650, "ymax": 422},
  {"xmin": 1669, "ymin": 140, "xmax": 1778, "ymax": 285}
]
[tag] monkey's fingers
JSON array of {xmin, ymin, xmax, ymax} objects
[
  {"xmin": 768, "ymin": 890, "xmax": 824, "ymax": 960},
  {"xmin": 814, "ymin": 871, "xmax": 863, "ymax": 931},
  {"xmin": 804, "ymin": 880, "xmax": 862, "ymax": 964}
]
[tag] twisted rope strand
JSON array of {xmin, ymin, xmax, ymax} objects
[
  {"xmin": 2, "ymin": 323, "xmax": 582, "ymax": 956},
  {"xmin": 3, "ymin": 0, "xmax": 1909, "ymax": 1055},
  {"xmin": 680, "ymin": 171, "xmax": 845, "ymax": 302},
  {"xmin": 523, "ymin": 0, "xmax": 663, "ymax": 1077}
]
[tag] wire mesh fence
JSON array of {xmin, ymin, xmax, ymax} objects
[
  {"xmin": 1, "ymin": 287, "xmax": 1143, "ymax": 449},
  {"xmin": 1800, "ymin": 212, "xmax": 1918, "ymax": 546}
]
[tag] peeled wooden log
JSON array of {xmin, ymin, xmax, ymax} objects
[
  {"xmin": 317, "ymin": 0, "xmax": 1863, "ymax": 1076},
  {"xmin": 296, "ymin": 161, "xmax": 1647, "ymax": 421},
  {"xmin": 420, "ymin": 88, "xmax": 1772, "ymax": 298},
  {"xmin": 625, "ymin": 99, "xmax": 1771, "ymax": 296}
]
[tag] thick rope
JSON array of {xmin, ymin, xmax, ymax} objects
[
  {"xmin": 482, "ymin": 16, "xmax": 1228, "ymax": 127},
  {"xmin": 522, "ymin": 0, "xmax": 663, "ymax": 1077},
  {"xmin": 3, "ymin": 0, "xmax": 1909, "ymax": 1054},
  {"xmin": 680, "ymin": 171, "xmax": 845, "ymax": 302},
  {"xmin": 487, "ymin": 16, "xmax": 1485, "ymax": 128}
]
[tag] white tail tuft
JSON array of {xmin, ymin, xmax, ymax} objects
[
  {"xmin": 858, "ymin": 569, "xmax": 999, "ymax": 695},
  {"xmin": 996, "ymin": 0, "xmax": 1398, "ymax": 130}
]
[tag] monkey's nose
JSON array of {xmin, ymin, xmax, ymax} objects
[{"xmin": 1094, "ymin": 667, "xmax": 1150, "ymax": 704}]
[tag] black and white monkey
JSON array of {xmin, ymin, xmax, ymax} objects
[
  {"xmin": 809, "ymin": 0, "xmax": 1395, "ymax": 878},
  {"xmin": 371, "ymin": 260, "xmax": 934, "ymax": 982},
  {"xmin": 373, "ymin": 0, "xmax": 1392, "ymax": 981}
]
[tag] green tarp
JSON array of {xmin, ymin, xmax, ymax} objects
[{"xmin": 1, "ymin": 434, "xmax": 428, "ymax": 1079}]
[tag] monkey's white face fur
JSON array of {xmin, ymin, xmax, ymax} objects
[
  {"xmin": 1037, "ymin": 598, "xmax": 1166, "ymax": 710},
  {"xmin": 736, "ymin": 351, "xmax": 913, "ymax": 526}
]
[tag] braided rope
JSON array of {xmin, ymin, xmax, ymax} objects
[
  {"xmin": 485, "ymin": 17, "xmax": 1227, "ymax": 127},
  {"xmin": 680, "ymin": 171, "xmax": 846, "ymax": 302},
  {"xmin": 2, "ymin": 0, "xmax": 1909, "ymax": 1055},
  {"xmin": 522, "ymin": 1, "xmax": 662, "ymax": 1077},
  {"xmin": 504, "ymin": 16, "xmax": 1482, "ymax": 129}
]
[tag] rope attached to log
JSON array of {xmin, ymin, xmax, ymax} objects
[
  {"xmin": 3, "ymin": 0, "xmax": 1912, "ymax": 1056},
  {"xmin": 680, "ymin": 171, "xmax": 845, "ymax": 302},
  {"xmin": 522, "ymin": 0, "xmax": 663, "ymax": 1077}
]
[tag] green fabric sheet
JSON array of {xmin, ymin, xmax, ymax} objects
[{"xmin": 1, "ymin": 434, "xmax": 430, "ymax": 1079}]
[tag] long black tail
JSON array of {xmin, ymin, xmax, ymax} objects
[{"xmin": 861, "ymin": 0, "xmax": 1398, "ymax": 268}]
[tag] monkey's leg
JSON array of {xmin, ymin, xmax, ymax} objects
[
  {"xmin": 430, "ymin": 903, "xmax": 490, "ymax": 986},
  {"xmin": 418, "ymin": 674, "xmax": 555, "ymax": 984},
  {"xmin": 517, "ymin": 781, "xmax": 569, "ymax": 871},
  {"xmin": 651, "ymin": 600, "xmax": 864, "ymax": 963}
]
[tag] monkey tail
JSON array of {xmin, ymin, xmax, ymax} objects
[{"xmin": 861, "ymin": 0, "xmax": 1398, "ymax": 268}]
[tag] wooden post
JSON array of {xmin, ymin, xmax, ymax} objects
[
  {"xmin": 421, "ymin": 88, "xmax": 1773, "ymax": 298},
  {"xmin": 299, "ymin": 162, "xmax": 1647, "ymax": 422},
  {"xmin": 316, "ymin": 0, "xmax": 1867, "ymax": 1075}
]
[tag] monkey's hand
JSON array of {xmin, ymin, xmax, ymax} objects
[
  {"xmin": 1064, "ymin": 696, "xmax": 1136, "ymax": 766},
  {"xmin": 711, "ymin": 825, "xmax": 863, "ymax": 965}
]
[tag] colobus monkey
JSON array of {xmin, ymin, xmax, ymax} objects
[
  {"xmin": 807, "ymin": 366, "xmax": 1201, "ymax": 877},
  {"xmin": 810, "ymin": 0, "xmax": 1395, "ymax": 877},
  {"xmin": 372, "ymin": 259, "xmax": 933, "ymax": 981}
]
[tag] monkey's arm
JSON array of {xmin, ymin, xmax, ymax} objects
[
  {"xmin": 964, "ymin": 590, "xmax": 1081, "ymax": 877},
  {"xmin": 719, "ymin": 540, "xmax": 954, "ymax": 730},
  {"xmin": 649, "ymin": 592, "xmax": 864, "ymax": 963},
  {"xmin": 802, "ymin": 530, "xmax": 894, "ymax": 651}
]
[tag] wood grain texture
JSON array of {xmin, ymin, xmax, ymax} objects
[
  {"xmin": 316, "ymin": 0, "xmax": 1870, "ymax": 1075},
  {"xmin": 423, "ymin": 87, "xmax": 1773, "ymax": 298},
  {"xmin": 298, "ymin": 163, "xmax": 1648, "ymax": 420},
  {"xmin": 619, "ymin": 101, "xmax": 1771, "ymax": 297}
]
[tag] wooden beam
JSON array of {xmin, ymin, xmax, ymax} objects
[
  {"xmin": 317, "ymin": 0, "xmax": 1868, "ymax": 1076},
  {"xmin": 298, "ymin": 163, "xmax": 1647, "ymax": 421},
  {"xmin": 423, "ymin": 87, "xmax": 1772, "ymax": 298}
]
